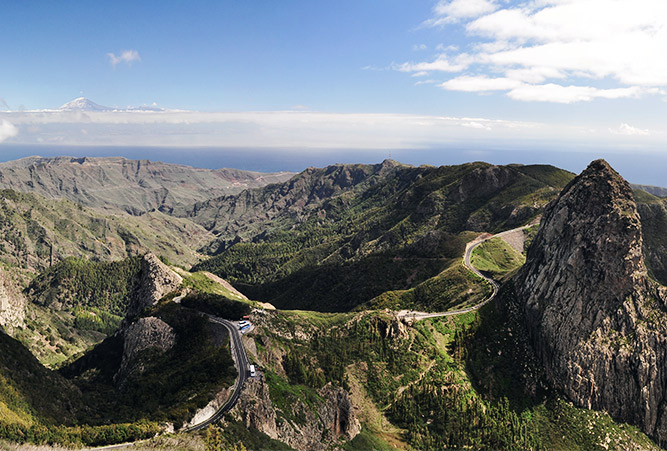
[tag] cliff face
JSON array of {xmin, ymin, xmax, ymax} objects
[
  {"xmin": 230, "ymin": 378, "xmax": 360, "ymax": 451},
  {"xmin": 515, "ymin": 159, "xmax": 667, "ymax": 440},
  {"xmin": 126, "ymin": 253, "xmax": 182, "ymax": 318},
  {"xmin": 0, "ymin": 268, "xmax": 26, "ymax": 333},
  {"xmin": 115, "ymin": 316, "xmax": 176, "ymax": 383}
]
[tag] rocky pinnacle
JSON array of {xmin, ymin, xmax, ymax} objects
[{"xmin": 516, "ymin": 159, "xmax": 667, "ymax": 442}]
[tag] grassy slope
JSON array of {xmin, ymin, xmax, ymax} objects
[
  {"xmin": 470, "ymin": 236, "xmax": 526, "ymax": 282},
  {"xmin": 16, "ymin": 256, "xmax": 142, "ymax": 367},
  {"xmin": 238, "ymin": 306, "xmax": 658, "ymax": 450},
  {"xmin": 195, "ymin": 163, "xmax": 574, "ymax": 312}
]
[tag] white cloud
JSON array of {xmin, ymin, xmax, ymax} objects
[
  {"xmin": 507, "ymin": 84, "xmax": 647, "ymax": 104},
  {"xmin": 610, "ymin": 123, "xmax": 650, "ymax": 136},
  {"xmin": 397, "ymin": 54, "xmax": 472, "ymax": 73},
  {"xmin": 0, "ymin": 109, "xmax": 539, "ymax": 149},
  {"xmin": 107, "ymin": 50, "xmax": 141, "ymax": 67},
  {"xmin": 461, "ymin": 121, "xmax": 492, "ymax": 130},
  {"xmin": 1, "ymin": 108, "xmax": 661, "ymax": 151},
  {"xmin": 400, "ymin": 0, "xmax": 667, "ymax": 103},
  {"xmin": 426, "ymin": 0, "xmax": 498, "ymax": 26},
  {"xmin": 0, "ymin": 120, "xmax": 18, "ymax": 143},
  {"xmin": 441, "ymin": 76, "xmax": 523, "ymax": 92}
]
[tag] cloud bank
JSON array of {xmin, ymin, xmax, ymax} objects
[
  {"xmin": 0, "ymin": 108, "xmax": 659, "ymax": 151},
  {"xmin": 403, "ymin": 0, "xmax": 667, "ymax": 103}
]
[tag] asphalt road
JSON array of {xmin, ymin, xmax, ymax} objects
[
  {"xmin": 396, "ymin": 223, "xmax": 535, "ymax": 322},
  {"xmin": 93, "ymin": 315, "xmax": 250, "ymax": 449},
  {"xmin": 185, "ymin": 316, "xmax": 249, "ymax": 432}
]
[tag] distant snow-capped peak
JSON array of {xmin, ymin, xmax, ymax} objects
[
  {"xmin": 59, "ymin": 97, "xmax": 110, "ymax": 112},
  {"xmin": 58, "ymin": 98, "xmax": 166, "ymax": 112}
]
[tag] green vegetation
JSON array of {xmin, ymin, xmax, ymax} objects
[
  {"xmin": 203, "ymin": 420, "xmax": 294, "ymax": 451},
  {"xmin": 195, "ymin": 163, "xmax": 573, "ymax": 312},
  {"xmin": 471, "ymin": 237, "xmax": 526, "ymax": 281},
  {"xmin": 0, "ymin": 331, "xmax": 163, "ymax": 448},
  {"xmin": 181, "ymin": 270, "xmax": 253, "ymax": 304},
  {"xmin": 73, "ymin": 307, "xmax": 123, "ymax": 335},
  {"xmin": 61, "ymin": 302, "xmax": 237, "ymax": 427},
  {"xmin": 0, "ymin": 421, "xmax": 160, "ymax": 448},
  {"xmin": 365, "ymin": 261, "xmax": 492, "ymax": 312},
  {"xmin": 343, "ymin": 427, "xmax": 395, "ymax": 451},
  {"xmin": 13, "ymin": 303, "xmax": 109, "ymax": 368},
  {"xmin": 181, "ymin": 292, "xmax": 251, "ymax": 320},
  {"xmin": 28, "ymin": 256, "xmax": 142, "ymax": 315},
  {"xmin": 0, "ymin": 189, "xmax": 212, "ymax": 271},
  {"xmin": 250, "ymin": 302, "xmax": 657, "ymax": 450}
]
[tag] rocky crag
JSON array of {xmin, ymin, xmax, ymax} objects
[
  {"xmin": 115, "ymin": 316, "xmax": 176, "ymax": 384},
  {"xmin": 126, "ymin": 253, "xmax": 182, "ymax": 319},
  {"xmin": 229, "ymin": 378, "xmax": 360, "ymax": 450},
  {"xmin": 515, "ymin": 159, "xmax": 667, "ymax": 441}
]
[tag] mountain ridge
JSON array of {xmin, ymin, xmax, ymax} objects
[{"xmin": 0, "ymin": 156, "xmax": 295, "ymax": 215}]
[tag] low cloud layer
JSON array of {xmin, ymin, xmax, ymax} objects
[
  {"xmin": 0, "ymin": 109, "xmax": 659, "ymax": 151},
  {"xmin": 0, "ymin": 120, "xmax": 18, "ymax": 143},
  {"xmin": 402, "ymin": 0, "xmax": 667, "ymax": 103}
]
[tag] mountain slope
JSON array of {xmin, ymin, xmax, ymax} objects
[
  {"xmin": 632, "ymin": 183, "xmax": 667, "ymax": 198},
  {"xmin": 515, "ymin": 159, "xmax": 667, "ymax": 442},
  {"xmin": 0, "ymin": 156, "xmax": 294, "ymax": 215},
  {"xmin": 192, "ymin": 161, "xmax": 574, "ymax": 312},
  {"xmin": 0, "ymin": 188, "xmax": 213, "ymax": 271},
  {"xmin": 635, "ymin": 194, "xmax": 667, "ymax": 285}
]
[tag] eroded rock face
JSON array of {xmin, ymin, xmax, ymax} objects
[
  {"xmin": 126, "ymin": 253, "xmax": 182, "ymax": 318},
  {"xmin": 318, "ymin": 384, "xmax": 361, "ymax": 440},
  {"xmin": 515, "ymin": 159, "xmax": 667, "ymax": 441},
  {"xmin": 230, "ymin": 377, "xmax": 360, "ymax": 450},
  {"xmin": 0, "ymin": 269, "xmax": 26, "ymax": 332},
  {"xmin": 116, "ymin": 316, "xmax": 176, "ymax": 383}
]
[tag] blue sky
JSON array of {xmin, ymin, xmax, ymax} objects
[{"xmin": 2, "ymin": 0, "xmax": 667, "ymax": 183}]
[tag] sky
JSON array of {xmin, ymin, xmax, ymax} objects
[{"xmin": 1, "ymin": 0, "xmax": 667, "ymax": 184}]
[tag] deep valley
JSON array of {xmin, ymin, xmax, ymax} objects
[{"xmin": 0, "ymin": 156, "xmax": 665, "ymax": 450}]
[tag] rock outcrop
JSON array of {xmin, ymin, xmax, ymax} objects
[
  {"xmin": 318, "ymin": 384, "xmax": 361, "ymax": 440},
  {"xmin": 230, "ymin": 377, "xmax": 360, "ymax": 450},
  {"xmin": 126, "ymin": 253, "xmax": 182, "ymax": 318},
  {"xmin": 116, "ymin": 316, "xmax": 176, "ymax": 383},
  {"xmin": 0, "ymin": 269, "xmax": 26, "ymax": 333},
  {"xmin": 515, "ymin": 159, "xmax": 667, "ymax": 441}
]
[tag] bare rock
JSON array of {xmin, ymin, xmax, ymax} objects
[
  {"xmin": 115, "ymin": 316, "xmax": 176, "ymax": 383},
  {"xmin": 230, "ymin": 376, "xmax": 359, "ymax": 450},
  {"xmin": 126, "ymin": 253, "xmax": 182, "ymax": 318},
  {"xmin": 0, "ymin": 268, "xmax": 26, "ymax": 332},
  {"xmin": 318, "ymin": 383, "xmax": 361, "ymax": 440},
  {"xmin": 515, "ymin": 159, "xmax": 667, "ymax": 441}
]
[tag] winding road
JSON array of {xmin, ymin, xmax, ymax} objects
[
  {"xmin": 185, "ymin": 316, "xmax": 250, "ymax": 432},
  {"xmin": 93, "ymin": 315, "xmax": 250, "ymax": 450},
  {"xmin": 396, "ymin": 223, "xmax": 534, "ymax": 322}
]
